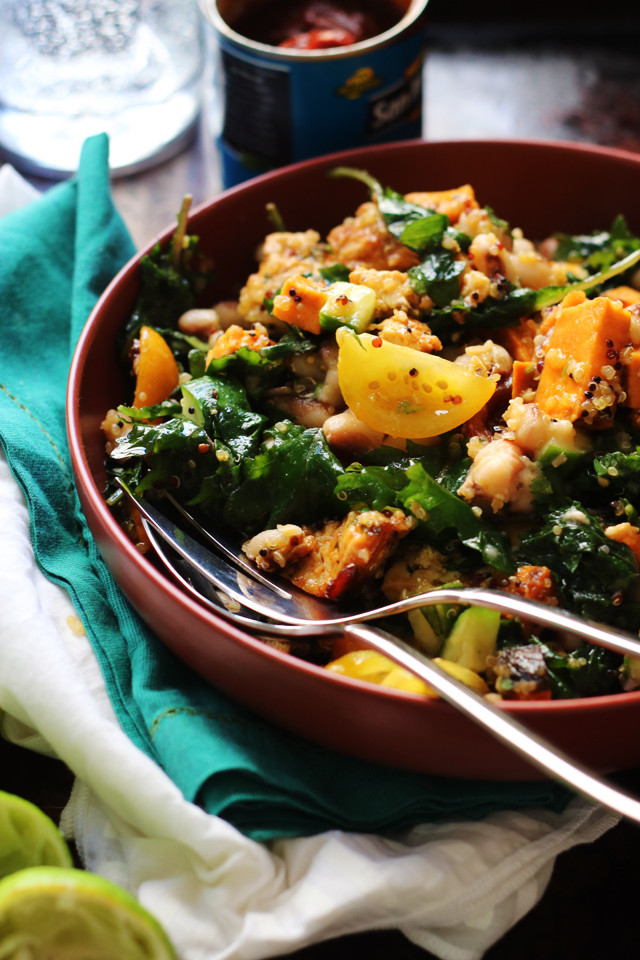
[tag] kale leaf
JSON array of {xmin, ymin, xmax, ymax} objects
[
  {"xmin": 223, "ymin": 423, "xmax": 347, "ymax": 533},
  {"xmin": 539, "ymin": 642, "xmax": 623, "ymax": 699},
  {"xmin": 202, "ymin": 376, "xmax": 267, "ymax": 461},
  {"xmin": 319, "ymin": 263, "xmax": 351, "ymax": 283},
  {"xmin": 117, "ymin": 399, "xmax": 182, "ymax": 422},
  {"xmin": 328, "ymin": 166, "xmax": 473, "ymax": 311},
  {"xmin": 204, "ymin": 331, "xmax": 316, "ymax": 399},
  {"xmin": 335, "ymin": 461, "xmax": 420, "ymax": 512},
  {"xmin": 427, "ymin": 244, "xmax": 640, "ymax": 343},
  {"xmin": 591, "ymin": 449, "xmax": 640, "ymax": 510},
  {"xmin": 409, "ymin": 250, "xmax": 468, "ymax": 308},
  {"xmin": 553, "ymin": 215, "xmax": 640, "ymax": 271},
  {"xmin": 517, "ymin": 503, "xmax": 638, "ymax": 628},
  {"xmin": 120, "ymin": 233, "xmax": 213, "ymax": 356},
  {"xmin": 399, "ymin": 463, "xmax": 514, "ymax": 573},
  {"xmin": 378, "ymin": 194, "xmax": 472, "ymax": 309},
  {"xmin": 377, "ymin": 190, "xmax": 436, "ymax": 238},
  {"xmin": 108, "ymin": 418, "xmax": 212, "ymax": 498}
]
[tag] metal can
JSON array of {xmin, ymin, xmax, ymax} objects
[{"xmin": 200, "ymin": 0, "xmax": 429, "ymax": 188}]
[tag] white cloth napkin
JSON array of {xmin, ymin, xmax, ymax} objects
[{"xmin": 0, "ymin": 165, "xmax": 619, "ymax": 960}]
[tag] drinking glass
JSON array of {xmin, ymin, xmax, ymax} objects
[{"xmin": 0, "ymin": 0, "xmax": 205, "ymax": 178}]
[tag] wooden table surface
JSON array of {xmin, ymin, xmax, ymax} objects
[{"xmin": 4, "ymin": 11, "xmax": 640, "ymax": 959}]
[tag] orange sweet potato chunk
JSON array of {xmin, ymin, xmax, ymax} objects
[
  {"xmin": 403, "ymin": 184, "xmax": 479, "ymax": 224},
  {"xmin": 271, "ymin": 274, "xmax": 328, "ymax": 334},
  {"xmin": 206, "ymin": 323, "xmax": 273, "ymax": 362},
  {"xmin": 498, "ymin": 317, "xmax": 539, "ymax": 362},
  {"xmin": 535, "ymin": 294, "xmax": 630, "ymax": 422},
  {"xmin": 603, "ymin": 285, "xmax": 640, "ymax": 308},
  {"xmin": 605, "ymin": 522, "xmax": 640, "ymax": 563},
  {"xmin": 538, "ymin": 289, "xmax": 586, "ymax": 336},
  {"xmin": 511, "ymin": 360, "xmax": 537, "ymax": 399}
]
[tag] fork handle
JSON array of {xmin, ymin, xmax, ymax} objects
[{"xmin": 345, "ymin": 622, "xmax": 640, "ymax": 824}]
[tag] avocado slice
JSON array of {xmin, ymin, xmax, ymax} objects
[{"xmin": 440, "ymin": 606, "xmax": 501, "ymax": 673}]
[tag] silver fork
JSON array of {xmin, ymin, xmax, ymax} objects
[{"xmin": 118, "ymin": 479, "xmax": 640, "ymax": 825}]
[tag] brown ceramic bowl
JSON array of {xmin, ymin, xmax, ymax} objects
[{"xmin": 67, "ymin": 138, "xmax": 640, "ymax": 781}]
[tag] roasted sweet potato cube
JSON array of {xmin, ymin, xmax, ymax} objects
[
  {"xmin": 603, "ymin": 285, "xmax": 640, "ymax": 308},
  {"xmin": 403, "ymin": 184, "xmax": 479, "ymax": 224},
  {"xmin": 206, "ymin": 323, "xmax": 273, "ymax": 362},
  {"xmin": 511, "ymin": 359, "xmax": 538, "ymax": 399},
  {"xmin": 271, "ymin": 274, "xmax": 328, "ymax": 335},
  {"xmin": 497, "ymin": 317, "xmax": 539, "ymax": 362},
  {"xmin": 535, "ymin": 293, "xmax": 630, "ymax": 423}
]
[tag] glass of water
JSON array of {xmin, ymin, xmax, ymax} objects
[{"xmin": 0, "ymin": 0, "xmax": 205, "ymax": 178}]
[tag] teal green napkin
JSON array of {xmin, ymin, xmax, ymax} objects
[{"xmin": 0, "ymin": 134, "xmax": 571, "ymax": 841}]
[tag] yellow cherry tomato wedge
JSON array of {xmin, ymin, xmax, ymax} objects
[
  {"xmin": 133, "ymin": 326, "xmax": 179, "ymax": 408},
  {"xmin": 336, "ymin": 328, "xmax": 496, "ymax": 438},
  {"xmin": 325, "ymin": 649, "xmax": 489, "ymax": 698},
  {"xmin": 325, "ymin": 649, "xmax": 396, "ymax": 684}
]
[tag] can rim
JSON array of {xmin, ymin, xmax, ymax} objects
[{"xmin": 200, "ymin": 0, "xmax": 429, "ymax": 61}]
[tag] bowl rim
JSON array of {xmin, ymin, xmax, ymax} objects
[{"xmin": 66, "ymin": 136, "xmax": 640, "ymax": 720}]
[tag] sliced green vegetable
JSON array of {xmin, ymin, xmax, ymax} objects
[
  {"xmin": 440, "ymin": 607, "xmax": 501, "ymax": 673},
  {"xmin": 319, "ymin": 281, "xmax": 376, "ymax": 332}
]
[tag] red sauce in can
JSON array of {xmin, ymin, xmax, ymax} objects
[{"xmin": 232, "ymin": 0, "xmax": 403, "ymax": 50}]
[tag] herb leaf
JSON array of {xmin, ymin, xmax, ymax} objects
[
  {"xmin": 223, "ymin": 424, "xmax": 347, "ymax": 533},
  {"xmin": 518, "ymin": 503, "xmax": 638, "ymax": 628},
  {"xmin": 409, "ymin": 252, "xmax": 467, "ymax": 308},
  {"xmin": 399, "ymin": 463, "xmax": 514, "ymax": 573}
]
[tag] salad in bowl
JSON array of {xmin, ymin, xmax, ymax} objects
[{"xmin": 102, "ymin": 165, "xmax": 640, "ymax": 707}]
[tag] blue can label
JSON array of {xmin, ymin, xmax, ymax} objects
[
  {"xmin": 220, "ymin": 48, "xmax": 293, "ymax": 165},
  {"xmin": 216, "ymin": 26, "xmax": 426, "ymax": 187},
  {"xmin": 366, "ymin": 64, "xmax": 423, "ymax": 134}
]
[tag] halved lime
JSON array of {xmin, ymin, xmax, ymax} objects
[
  {"xmin": 0, "ymin": 791, "xmax": 72, "ymax": 878},
  {"xmin": 0, "ymin": 866, "xmax": 177, "ymax": 959}
]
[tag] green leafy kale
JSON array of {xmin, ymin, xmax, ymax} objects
[
  {"xmin": 333, "ymin": 443, "xmax": 513, "ymax": 572},
  {"xmin": 122, "ymin": 251, "xmax": 194, "ymax": 348},
  {"xmin": 117, "ymin": 399, "xmax": 182, "ymax": 422},
  {"xmin": 370, "ymin": 191, "xmax": 472, "ymax": 310},
  {"xmin": 590, "ymin": 449, "xmax": 640, "ymax": 510},
  {"xmin": 158, "ymin": 328, "xmax": 209, "ymax": 365},
  {"xmin": 120, "ymin": 198, "xmax": 213, "ymax": 355},
  {"xmin": 223, "ymin": 423, "xmax": 347, "ymax": 533},
  {"xmin": 319, "ymin": 263, "xmax": 351, "ymax": 284},
  {"xmin": 409, "ymin": 250, "xmax": 468, "ymax": 308},
  {"xmin": 204, "ymin": 331, "xmax": 316, "ymax": 399},
  {"xmin": 110, "ymin": 375, "xmax": 267, "ymax": 513},
  {"xmin": 399, "ymin": 463, "xmax": 514, "ymax": 573},
  {"xmin": 537, "ymin": 440, "xmax": 640, "ymax": 521},
  {"xmin": 538, "ymin": 642, "xmax": 623, "ymax": 699},
  {"xmin": 553, "ymin": 215, "xmax": 640, "ymax": 272},
  {"xmin": 109, "ymin": 418, "xmax": 212, "ymax": 498},
  {"xmin": 199, "ymin": 375, "xmax": 267, "ymax": 461},
  {"xmin": 335, "ymin": 461, "xmax": 420, "ymax": 512},
  {"xmin": 517, "ymin": 503, "xmax": 638, "ymax": 629},
  {"xmin": 109, "ymin": 407, "xmax": 348, "ymax": 538}
]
